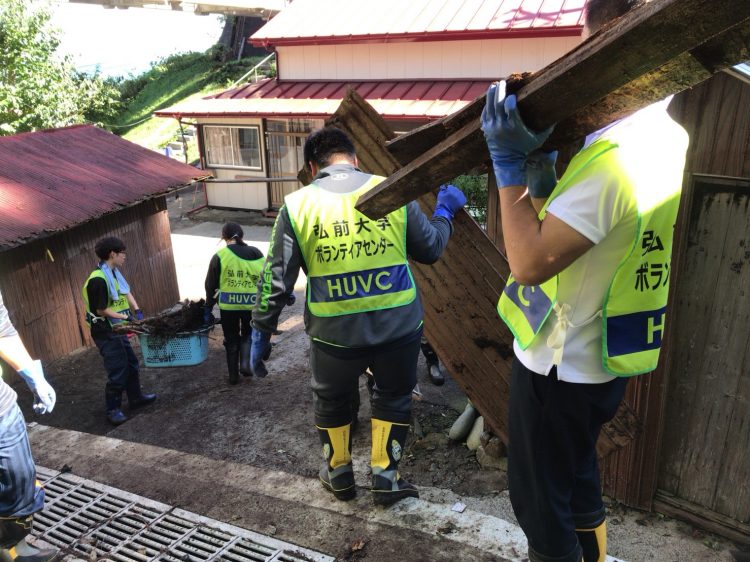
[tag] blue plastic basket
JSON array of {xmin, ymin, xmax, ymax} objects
[{"xmin": 138, "ymin": 326, "xmax": 212, "ymax": 368}]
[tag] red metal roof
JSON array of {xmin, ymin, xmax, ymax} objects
[
  {"xmin": 0, "ymin": 125, "xmax": 208, "ymax": 251},
  {"xmin": 251, "ymin": 0, "xmax": 586, "ymax": 47},
  {"xmin": 155, "ymin": 79, "xmax": 490, "ymax": 120}
]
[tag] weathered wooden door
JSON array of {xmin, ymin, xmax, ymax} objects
[{"xmin": 657, "ymin": 175, "xmax": 750, "ymax": 531}]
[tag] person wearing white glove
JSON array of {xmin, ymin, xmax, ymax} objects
[{"xmin": 0, "ymin": 292, "xmax": 57, "ymax": 562}]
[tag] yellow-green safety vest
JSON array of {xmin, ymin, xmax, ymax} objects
[
  {"xmin": 216, "ymin": 246, "xmax": 264, "ymax": 311},
  {"xmin": 284, "ymin": 175, "xmax": 417, "ymax": 317},
  {"xmin": 82, "ymin": 269, "xmax": 130, "ymax": 327},
  {"xmin": 497, "ymin": 137, "xmax": 683, "ymax": 376}
]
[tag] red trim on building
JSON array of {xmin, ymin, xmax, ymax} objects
[
  {"xmin": 250, "ymin": 26, "xmax": 581, "ymax": 48},
  {"xmin": 155, "ymin": 79, "xmax": 491, "ymax": 121}
]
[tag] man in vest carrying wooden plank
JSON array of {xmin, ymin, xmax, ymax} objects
[
  {"xmin": 251, "ymin": 127, "xmax": 466, "ymax": 506},
  {"xmin": 481, "ymin": 1, "xmax": 689, "ymax": 560}
]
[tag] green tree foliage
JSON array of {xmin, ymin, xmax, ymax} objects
[
  {"xmin": 453, "ymin": 174, "xmax": 489, "ymax": 227},
  {"xmin": 0, "ymin": 0, "xmax": 120, "ymax": 135},
  {"xmin": 73, "ymin": 70, "xmax": 122, "ymax": 128}
]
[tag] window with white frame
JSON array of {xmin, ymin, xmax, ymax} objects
[{"xmin": 204, "ymin": 125, "xmax": 262, "ymax": 169}]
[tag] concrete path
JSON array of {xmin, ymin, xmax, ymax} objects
[{"xmin": 28, "ymin": 424, "xmax": 530, "ymax": 562}]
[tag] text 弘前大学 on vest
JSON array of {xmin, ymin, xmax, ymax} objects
[{"xmin": 283, "ymin": 175, "xmax": 417, "ymax": 318}]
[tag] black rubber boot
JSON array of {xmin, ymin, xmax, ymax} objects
[
  {"xmin": 239, "ymin": 336, "xmax": 252, "ymax": 377},
  {"xmin": 105, "ymin": 388, "xmax": 127, "ymax": 426},
  {"xmin": 574, "ymin": 513, "xmax": 606, "ymax": 562},
  {"xmin": 428, "ymin": 364, "xmax": 445, "ymax": 386},
  {"xmin": 421, "ymin": 339, "xmax": 444, "ymax": 386},
  {"xmin": 0, "ymin": 538, "xmax": 57, "ymax": 562},
  {"xmin": 225, "ymin": 342, "xmax": 240, "ymax": 385},
  {"xmin": 317, "ymin": 425, "xmax": 356, "ymax": 501},
  {"xmin": 318, "ymin": 464, "xmax": 356, "ymax": 501},
  {"xmin": 125, "ymin": 373, "xmax": 157, "ymax": 409},
  {"xmin": 370, "ymin": 418, "xmax": 419, "ymax": 506}
]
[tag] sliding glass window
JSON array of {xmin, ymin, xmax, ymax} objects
[{"xmin": 204, "ymin": 125, "xmax": 262, "ymax": 169}]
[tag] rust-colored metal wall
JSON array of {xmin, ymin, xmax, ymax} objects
[{"xmin": 0, "ymin": 198, "xmax": 179, "ymax": 362}]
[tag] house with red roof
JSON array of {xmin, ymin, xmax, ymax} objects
[
  {"xmin": 156, "ymin": 0, "xmax": 586, "ymax": 212},
  {"xmin": 0, "ymin": 125, "xmax": 207, "ymax": 361}
]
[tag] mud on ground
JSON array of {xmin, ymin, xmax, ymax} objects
[{"xmin": 15, "ymin": 298, "xmax": 493, "ymax": 498}]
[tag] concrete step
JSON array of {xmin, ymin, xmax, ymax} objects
[
  {"xmin": 27, "ymin": 424, "xmax": 524, "ymax": 561},
  {"xmin": 27, "ymin": 424, "xmax": 625, "ymax": 562}
]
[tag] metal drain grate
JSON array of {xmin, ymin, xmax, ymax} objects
[{"xmin": 33, "ymin": 467, "xmax": 333, "ymax": 562}]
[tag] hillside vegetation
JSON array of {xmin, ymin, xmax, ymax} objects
[{"xmin": 111, "ymin": 50, "xmax": 274, "ymax": 158}]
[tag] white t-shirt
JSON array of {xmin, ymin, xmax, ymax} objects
[
  {"xmin": 0, "ymin": 291, "xmax": 20, "ymax": 416},
  {"xmin": 514, "ymin": 98, "xmax": 689, "ymax": 383}
]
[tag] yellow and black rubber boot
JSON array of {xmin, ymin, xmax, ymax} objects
[
  {"xmin": 371, "ymin": 418, "xmax": 419, "ymax": 506},
  {"xmin": 0, "ymin": 515, "xmax": 57, "ymax": 562},
  {"xmin": 316, "ymin": 424, "xmax": 355, "ymax": 501},
  {"xmin": 575, "ymin": 520, "xmax": 606, "ymax": 562}
]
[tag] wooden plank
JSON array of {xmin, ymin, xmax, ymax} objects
[
  {"xmin": 484, "ymin": 170, "xmax": 500, "ymax": 249},
  {"xmin": 356, "ymin": 3, "xmax": 750, "ymax": 218},
  {"xmin": 693, "ymin": 188, "xmax": 750, "ymax": 520},
  {"xmin": 715, "ymin": 326, "xmax": 750, "ymax": 522},
  {"xmin": 654, "ymin": 492, "xmax": 750, "ymax": 544},
  {"xmin": 323, "ymin": 90, "xmax": 642, "ymax": 456},
  {"xmin": 385, "ymin": 74, "xmax": 531, "ymax": 166},
  {"xmin": 657, "ymin": 185, "xmax": 733, "ymax": 497}
]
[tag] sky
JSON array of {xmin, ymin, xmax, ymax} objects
[{"xmin": 50, "ymin": 2, "xmax": 224, "ymax": 78}]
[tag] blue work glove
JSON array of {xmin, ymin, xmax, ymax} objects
[
  {"xmin": 526, "ymin": 149, "xmax": 558, "ymax": 198},
  {"xmin": 481, "ymin": 81, "xmax": 554, "ymax": 188},
  {"xmin": 286, "ymin": 292, "xmax": 297, "ymax": 306},
  {"xmin": 18, "ymin": 360, "xmax": 56, "ymax": 414},
  {"xmin": 203, "ymin": 305, "xmax": 213, "ymax": 326},
  {"xmin": 433, "ymin": 184, "xmax": 467, "ymax": 222},
  {"xmin": 134, "ymin": 309, "xmax": 144, "ymax": 321},
  {"xmin": 250, "ymin": 329, "xmax": 272, "ymax": 377}
]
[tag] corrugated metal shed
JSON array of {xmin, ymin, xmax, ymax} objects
[
  {"xmin": 155, "ymin": 79, "xmax": 490, "ymax": 120},
  {"xmin": 0, "ymin": 125, "xmax": 208, "ymax": 251},
  {"xmin": 251, "ymin": 0, "xmax": 586, "ymax": 46}
]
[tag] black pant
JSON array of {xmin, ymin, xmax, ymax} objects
[
  {"xmin": 220, "ymin": 310, "xmax": 252, "ymax": 346},
  {"xmin": 508, "ymin": 357, "xmax": 629, "ymax": 561},
  {"xmin": 93, "ymin": 332, "xmax": 139, "ymax": 395},
  {"xmin": 310, "ymin": 329, "xmax": 422, "ymax": 428}
]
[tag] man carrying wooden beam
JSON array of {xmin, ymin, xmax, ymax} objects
[
  {"xmin": 251, "ymin": 127, "xmax": 466, "ymax": 506},
  {"xmin": 481, "ymin": 1, "xmax": 689, "ymax": 560}
]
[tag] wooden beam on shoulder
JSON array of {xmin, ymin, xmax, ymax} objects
[{"xmin": 356, "ymin": 0, "xmax": 750, "ymax": 218}]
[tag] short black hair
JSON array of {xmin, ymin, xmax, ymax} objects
[
  {"xmin": 584, "ymin": 0, "xmax": 640, "ymax": 34},
  {"xmin": 303, "ymin": 126, "xmax": 356, "ymax": 169},
  {"xmin": 95, "ymin": 236, "xmax": 126, "ymax": 261},
  {"xmin": 221, "ymin": 222, "xmax": 246, "ymax": 245}
]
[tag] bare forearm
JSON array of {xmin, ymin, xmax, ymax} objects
[
  {"xmin": 499, "ymin": 187, "xmax": 546, "ymax": 284},
  {"xmin": 499, "ymin": 187, "xmax": 593, "ymax": 286},
  {"xmin": 97, "ymin": 307, "xmax": 129, "ymax": 321},
  {"xmin": 126, "ymin": 293, "xmax": 139, "ymax": 311},
  {"xmin": 0, "ymin": 334, "xmax": 33, "ymax": 371}
]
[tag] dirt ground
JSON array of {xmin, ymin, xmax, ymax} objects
[
  {"xmin": 19, "ymin": 305, "xmax": 500, "ymax": 498},
  {"xmin": 9, "ymin": 205, "xmax": 746, "ymax": 561}
]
